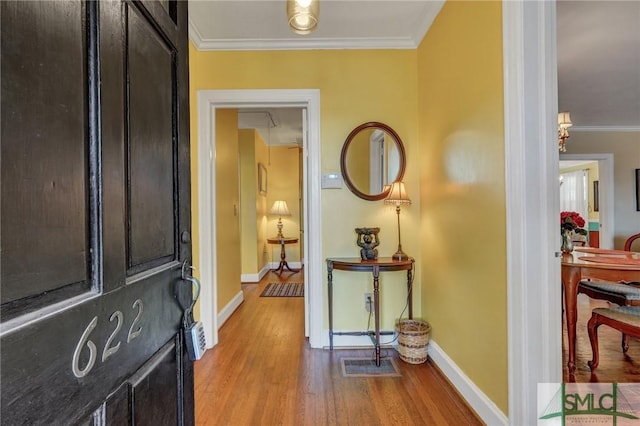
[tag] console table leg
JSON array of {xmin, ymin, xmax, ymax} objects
[
  {"xmin": 327, "ymin": 261, "xmax": 334, "ymax": 351},
  {"xmin": 373, "ymin": 265, "xmax": 381, "ymax": 366}
]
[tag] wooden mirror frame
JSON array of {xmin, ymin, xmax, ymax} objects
[{"xmin": 340, "ymin": 122, "xmax": 406, "ymax": 201}]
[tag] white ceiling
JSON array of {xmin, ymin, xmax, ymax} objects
[
  {"xmin": 189, "ymin": 1, "xmax": 444, "ymax": 50},
  {"xmin": 237, "ymin": 108, "xmax": 304, "ymax": 146},
  {"xmin": 557, "ymin": 0, "xmax": 640, "ymax": 130},
  {"xmin": 191, "ymin": 0, "xmax": 640, "ymax": 144}
]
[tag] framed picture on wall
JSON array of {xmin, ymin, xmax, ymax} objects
[
  {"xmin": 636, "ymin": 169, "xmax": 640, "ymax": 211},
  {"xmin": 593, "ymin": 180, "xmax": 599, "ymax": 212},
  {"xmin": 258, "ymin": 163, "xmax": 267, "ymax": 195}
]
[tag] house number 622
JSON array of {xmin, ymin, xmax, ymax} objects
[{"xmin": 72, "ymin": 299, "xmax": 144, "ymax": 378}]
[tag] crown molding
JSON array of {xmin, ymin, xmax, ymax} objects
[
  {"xmin": 190, "ymin": 33, "xmax": 418, "ymax": 51},
  {"xmin": 411, "ymin": 1, "xmax": 445, "ymax": 46},
  {"xmin": 192, "ymin": 15, "xmax": 416, "ymax": 51},
  {"xmin": 188, "ymin": 17, "xmax": 205, "ymax": 48},
  {"xmin": 571, "ymin": 125, "xmax": 640, "ymax": 132}
]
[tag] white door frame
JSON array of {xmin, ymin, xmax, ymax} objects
[
  {"xmin": 196, "ymin": 89, "xmax": 323, "ymax": 349},
  {"xmin": 504, "ymin": 1, "xmax": 562, "ymax": 424},
  {"xmin": 560, "ymin": 153, "xmax": 614, "ymax": 249}
]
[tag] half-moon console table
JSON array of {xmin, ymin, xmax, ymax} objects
[
  {"xmin": 267, "ymin": 236, "xmax": 299, "ymax": 275},
  {"xmin": 326, "ymin": 257, "xmax": 415, "ymax": 366}
]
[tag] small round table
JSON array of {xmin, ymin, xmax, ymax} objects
[{"xmin": 267, "ymin": 236, "xmax": 299, "ymax": 275}]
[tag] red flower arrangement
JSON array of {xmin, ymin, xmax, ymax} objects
[{"xmin": 560, "ymin": 211, "xmax": 587, "ymax": 235}]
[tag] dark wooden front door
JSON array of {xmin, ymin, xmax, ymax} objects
[{"xmin": 1, "ymin": 0, "xmax": 193, "ymax": 424}]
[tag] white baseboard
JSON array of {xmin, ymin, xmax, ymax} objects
[
  {"xmin": 268, "ymin": 261, "xmax": 303, "ymax": 271},
  {"xmin": 241, "ymin": 265, "xmax": 272, "ymax": 283},
  {"xmin": 259, "ymin": 264, "xmax": 271, "ymax": 279},
  {"xmin": 240, "ymin": 273, "xmax": 260, "ymax": 283},
  {"xmin": 324, "ymin": 330, "xmax": 397, "ymax": 349},
  {"xmin": 428, "ymin": 340, "xmax": 507, "ymax": 426},
  {"xmin": 217, "ymin": 290, "xmax": 244, "ymax": 329}
]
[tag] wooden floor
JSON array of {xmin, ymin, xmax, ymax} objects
[
  {"xmin": 194, "ymin": 270, "xmax": 483, "ymax": 426},
  {"xmin": 563, "ymin": 293, "xmax": 640, "ymax": 382}
]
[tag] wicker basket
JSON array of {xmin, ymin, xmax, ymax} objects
[{"xmin": 396, "ymin": 319, "xmax": 431, "ymax": 364}]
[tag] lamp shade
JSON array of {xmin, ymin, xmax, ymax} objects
[
  {"xmin": 270, "ymin": 200, "xmax": 291, "ymax": 216},
  {"xmin": 287, "ymin": 0, "xmax": 319, "ymax": 35},
  {"xmin": 558, "ymin": 111, "xmax": 572, "ymax": 129},
  {"xmin": 384, "ymin": 181, "xmax": 411, "ymax": 206}
]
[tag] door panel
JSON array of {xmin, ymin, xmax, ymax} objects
[
  {"xmin": 0, "ymin": 0, "xmax": 193, "ymax": 424},
  {"xmin": 130, "ymin": 341, "xmax": 179, "ymax": 425},
  {"xmin": 127, "ymin": 3, "xmax": 176, "ymax": 272},
  {"xmin": 104, "ymin": 384, "xmax": 129, "ymax": 424},
  {"xmin": 0, "ymin": 0, "xmax": 90, "ymax": 316}
]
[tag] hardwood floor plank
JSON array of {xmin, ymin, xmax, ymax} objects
[{"xmin": 195, "ymin": 270, "xmax": 483, "ymax": 425}]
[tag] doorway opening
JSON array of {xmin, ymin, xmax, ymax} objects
[
  {"xmin": 237, "ymin": 108, "xmax": 305, "ymax": 283},
  {"xmin": 560, "ymin": 154, "xmax": 614, "ymax": 248},
  {"xmin": 195, "ymin": 89, "xmax": 323, "ymax": 350}
]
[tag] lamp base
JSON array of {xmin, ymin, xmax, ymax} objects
[{"xmin": 392, "ymin": 250, "xmax": 410, "ymax": 261}]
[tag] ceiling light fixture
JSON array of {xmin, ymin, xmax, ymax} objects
[
  {"xmin": 287, "ymin": 0, "xmax": 319, "ymax": 35},
  {"xmin": 558, "ymin": 111, "xmax": 573, "ymax": 152}
]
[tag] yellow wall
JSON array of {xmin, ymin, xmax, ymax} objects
[
  {"xmin": 239, "ymin": 128, "xmax": 273, "ymax": 277},
  {"xmin": 189, "ymin": 47, "xmax": 422, "ymax": 334},
  {"xmin": 215, "ymin": 109, "xmax": 242, "ymax": 309},
  {"xmin": 266, "ymin": 146, "xmax": 301, "ymax": 262},
  {"xmin": 417, "ymin": 1, "xmax": 507, "ymax": 413},
  {"xmin": 239, "ymin": 129, "xmax": 259, "ymax": 275}
]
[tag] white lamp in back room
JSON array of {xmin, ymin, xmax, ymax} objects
[{"xmin": 270, "ymin": 200, "xmax": 291, "ymax": 239}]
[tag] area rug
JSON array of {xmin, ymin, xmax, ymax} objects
[
  {"xmin": 340, "ymin": 357, "xmax": 401, "ymax": 378},
  {"xmin": 260, "ymin": 282, "xmax": 304, "ymax": 297}
]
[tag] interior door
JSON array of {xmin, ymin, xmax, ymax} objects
[{"xmin": 1, "ymin": 0, "xmax": 193, "ymax": 424}]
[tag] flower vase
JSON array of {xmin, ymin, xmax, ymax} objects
[{"xmin": 561, "ymin": 229, "xmax": 574, "ymax": 254}]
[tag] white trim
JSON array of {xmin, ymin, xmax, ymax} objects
[
  {"xmin": 197, "ymin": 92, "xmax": 218, "ymax": 349},
  {"xmin": 503, "ymin": 1, "xmax": 561, "ymax": 424},
  {"xmin": 560, "ymin": 153, "xmax": 615, "ymax": 249},
  {"xmin": 327, "ymin": 331, "xmax": 397, "ymax": 349},
  {"xmin": 572, "ymin": 126, "xmax": 640, "ymax": 132},
  {"xmin": 428, "ymin": 341, "xmax": 508, "ymax": 426},
  {"xmin": 196, "ymin": 89, "xmax": 323, "ymax": 351},
  {"xmin": 188, "ymin": 18, "xmax": 204, "ymax": 50},
  {"xmin": 217, "ymin": 291, "xmax": 244, "ymax": 330},
  {"xmin": 302, "ymin": 107, "xmax": 310, "ymax": 338},
  {"xmin": 268, "ymin": 261, "xmax": 304, "ymax": 271},
  {"xmin": 240, "ymin": 273, "xmax": 260, "ymax": 283},
  {"xmin": 240, "ymin": 264, "xmax": 272, "ymax": 284},
  {"xmin": 410, "ymin": 1, "xmax": 445, "ymax": 48},
  {"xmin": 191, "ymin": 37, "xmax": 419, "ymax": 51}
]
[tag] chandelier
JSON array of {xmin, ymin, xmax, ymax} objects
[{"xmin": 558, "ymin": 111, "xmax": 572, "ymax": 152}]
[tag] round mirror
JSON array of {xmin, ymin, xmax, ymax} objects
[{"xmin": 340, "ymin": 122, "xmax": 406, "ymax": 201}]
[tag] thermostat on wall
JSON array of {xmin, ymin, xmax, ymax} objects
[{"xmin": 321, "ymin": 173, "xmax": 343, "ymax": 189}]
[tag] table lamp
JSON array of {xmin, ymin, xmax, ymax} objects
[
  {"xmin": 384, "ymin": 181, "xmax": 411, "ymax": 260},
  {"xmin": 270, "ymin": 200, "xmax": 291, "ymax": 239}
]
